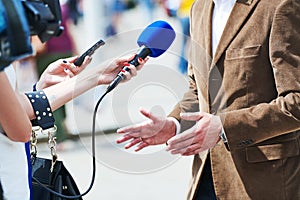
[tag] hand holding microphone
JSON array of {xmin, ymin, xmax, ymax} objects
[
  {"xmin": 96, "ymin": 54, "xmax": 147, "ymax": 85},
  {"xmin": 106, "ymin": 20, "xmax": 176, "ymax": 93}
]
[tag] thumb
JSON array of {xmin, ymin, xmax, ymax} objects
[
  {"xmin": 67, "ymin": 56, "xmax": 79, "ymax": 63},
  {"xmin": 180, "ymin": 112, "xmax": 204, "ymax": 122},
  {"xmin": 140, "ymin": 108, "xmax": 160, "ymax": 122}
]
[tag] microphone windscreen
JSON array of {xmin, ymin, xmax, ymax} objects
[{"xmin": 137, "ymin": 20, "xmax": 176, "ymax": 58}]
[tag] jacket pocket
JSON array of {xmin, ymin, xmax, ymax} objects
[
  {"xmin": 225, "ymin": 45, "xmax": 261, "ymax": 60},
  {"xmin": 245, "ymin": 137, "xmax": 300, "ymax": 163}
]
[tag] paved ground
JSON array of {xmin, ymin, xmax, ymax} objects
[{"xmin": 35, "ymin": 4, "xmax": 194, "ymax": 200}]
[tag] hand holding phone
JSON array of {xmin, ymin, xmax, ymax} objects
[{"xmin": 74, "ymin": 39, "xmax": 105, "ymax": 66}]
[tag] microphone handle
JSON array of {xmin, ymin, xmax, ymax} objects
[{"xmin": 106, "ymin": 46, "xmax": 151, "ymax": 93}]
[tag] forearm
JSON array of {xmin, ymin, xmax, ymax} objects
[
  {"xmin": 19, "ymin": 66, "xmax": 101, "ymax": 120},
  {"xmin": 0, "ymin": 73, "xmax": 31, "ymax": 142},
  {"xmin": 43, "ymin": 68, "xmax": 99, "ymax": 111}
]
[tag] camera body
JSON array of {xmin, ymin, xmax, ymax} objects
[
  {"xmin": 0, "ymin": 0, "xmax": 63, "ymax": 69},
  {"xmin": 22, "ymin": 0, "xmax": 64, "ymax": 43}
]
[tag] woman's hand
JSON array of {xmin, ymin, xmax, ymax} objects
[
  {"xmin": 36, "ymin": 56, "xmax": 91, "ymax": 90},
  {"xmin": 97, "ymin": 54, "xmax": 147, "ymax": 85}
]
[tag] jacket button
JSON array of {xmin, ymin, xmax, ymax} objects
[
  {"xmin": 237, "ymin": 142, "xmax": 243, "ymax": 148},
  {"xmin": 245, "ymin": 139, "xmax": 254, "ymax": 145}
]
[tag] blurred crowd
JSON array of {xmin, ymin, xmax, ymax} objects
[{"xmin": 16, "ymin": 0, "xmax": 194, "ymax": 148}]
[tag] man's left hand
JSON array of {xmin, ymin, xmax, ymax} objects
[{"xmin": 166, "ymin": 112, "xmax": 223, "ymax": 156}]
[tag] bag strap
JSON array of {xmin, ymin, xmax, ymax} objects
[
  {"xmin": 27, "ymin": 89, "xmax": 110, "ymax": 199},
  {"xmin": 30, "ymin": 126, "xmax": 58, "ymax": 171}
]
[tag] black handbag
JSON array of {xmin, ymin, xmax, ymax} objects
[
  {"xmin": 25, "ymin": 89, "xmax": 96, "ymax": 200},
  {"xmin": 30, "ymin": 126, "xmax": 84, "ymax": 200},
  {"xmin": 31, "ymin": 157, "xmax": 82, "ymax": 200}
]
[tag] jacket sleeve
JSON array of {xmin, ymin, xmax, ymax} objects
[
  {"xmin": 168, "ymin": 1, "xmax": 200, "ymax": 127},
  {"xmin": 168, "ymin": 63, "xmax": 200, "ymax": 123}
]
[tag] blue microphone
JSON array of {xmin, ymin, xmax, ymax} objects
[{"xmin": 106, "ymin": 20, "xmax": 176, "ymax": 93}]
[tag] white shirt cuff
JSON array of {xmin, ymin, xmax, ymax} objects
[
  {"xmin": 168, "ymin": 117, "xmax": 181, "ymax": 135},
  {"xmin": 220, "ymin": 127, "xmax": 228, "ymax": 143}
]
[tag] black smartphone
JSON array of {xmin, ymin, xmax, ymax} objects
[{"xmin": 74, "ymin": 39, "xmax": 105, "ymax": 66}]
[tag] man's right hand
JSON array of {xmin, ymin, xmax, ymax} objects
[{"xmin": 116, "ymin": 108, "xmax": 177, "ymax": 152}]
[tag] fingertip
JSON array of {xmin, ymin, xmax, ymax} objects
[
  {"xmin": 129, "ymin": 54, "xmax": 136, "ymax": 61},
  {"xmin": 138, "ymin": 57, "xmax": 144, "ymax": 63},
  {"xmin": 137, "ymin": 142, "xmax": 149, "ymax": 152},
  {"xmin": 116, "ymin": 136, "xmax": 124, "ymax": 141},
  {"xmin": 182, "ymin": 151, "xmax": 194, "ymax": 156},
  {"xmin": 121, "ymin": 54, "xmax": 136, "ymax": 63},
  {"xmin": 115, "ymin": 138, "xmax": 122, "ymax": 144},
  {"xmin": 166, "ymin": 139, "xmax": 172, "ymax": 146},
  {"xmin": 125, "ymin": 143, "xmax": 134, "ymax": 149},
  {"xmin": 135, "ymin": 145, "xmax": 144, "ymax": 152},
  {"xmin": 124, "ymin": 143, "xmax": 130, "ymax": 149},
  {"xmin": 180, "ymin": 112, "xmax": 196, "ymax": 120},
  {"xmin": 116, "ymin": 129, "xmax": 123, "ymax": 133},
  {"xmin": 139, "ymin": 107, "xmax": 146, "ymax": 112},
  {"xmin": 180, "ymin": 112, "xmax": 188, "ymax": 118},
  {"xmin": 68, "ymin": 56, "xmax": 79, "ymax": 63},
  {"xmin": 170, "ymin": 150, "xmax": 177, "ymax": 155},
  {"xmin": 140, "ymin": 108, "xmax": 149, "ymax": 115},
  {"xmin": 124, "ymin": 63, "xmax": 131, "ymax": 67}
]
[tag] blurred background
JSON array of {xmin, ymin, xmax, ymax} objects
[{"xmin": 17, "ymin": 0, "xmax": 196, "ymax": 199}]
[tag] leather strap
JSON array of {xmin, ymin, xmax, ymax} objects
[{"xmin": 25, "ymin": 91, "xmax": 55, "ymax": 130}]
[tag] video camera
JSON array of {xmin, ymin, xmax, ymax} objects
[{"xmin": 0, "ymin": 0, "xmax": 64, "ymax": 69}]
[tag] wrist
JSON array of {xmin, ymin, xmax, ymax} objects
[
  {"xmin": 165, "ymin": 118, "xmax": 177, "ymax": 146},
  {"xmin": 167, "ymin": 117, "xmax": 180, "ymax": 135},
  {"xmin": 94, "ymin": 68, "xmax": 107, "ymax": 85},
  {"xmin": 35, "ymin": 81, "xmax": 46, "ymax": 91}
]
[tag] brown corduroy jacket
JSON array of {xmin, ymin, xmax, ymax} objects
[{"xmin": 169, "ymin": 0, "xmax": 300, "ymax": 199}]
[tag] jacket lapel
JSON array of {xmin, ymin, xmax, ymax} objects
[{"xmin": 212, "ymin": 0, "xmax": 260, "ymax": 65}]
